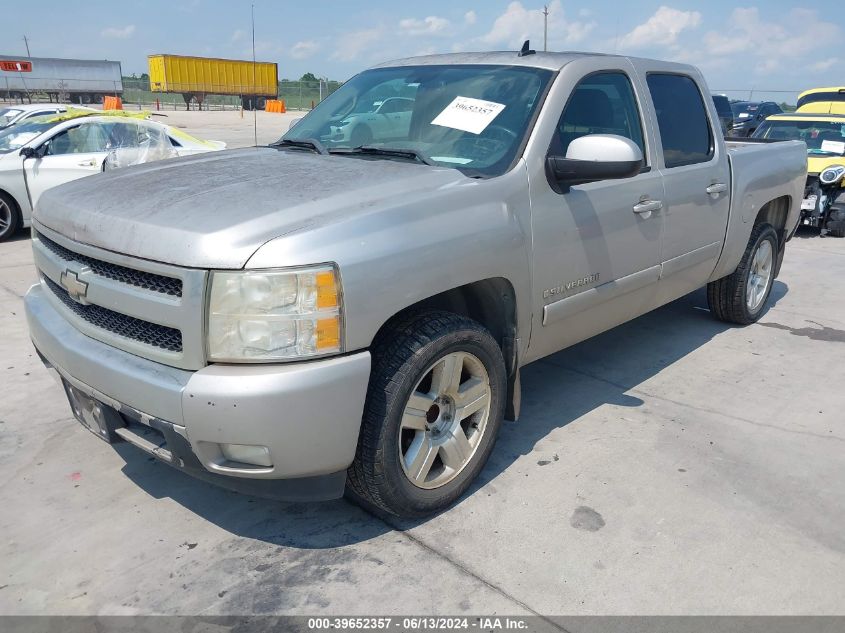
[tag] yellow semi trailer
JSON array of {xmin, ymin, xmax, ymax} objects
[{"xmin": 148, "ymin": 54, "xmax": 278, "ymax": 110}]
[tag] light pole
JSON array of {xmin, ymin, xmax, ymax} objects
[{"xmin": 543, "ymin": 5, "xmax": 549, "ymax": 52}]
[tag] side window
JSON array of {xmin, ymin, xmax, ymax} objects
[
  {"xmin": 45, "ymin": 123, "xmax": 110, "ymax": 155},
  {"xmin": 553, "ymin": 72, "xmax": 646, "ymax": 160},
  {"xmin": 647, "ymin": 73, "xmax": 713, "ymax": 168}
]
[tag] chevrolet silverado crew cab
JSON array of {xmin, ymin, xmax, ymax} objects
[{"xmin": 24, "ymin": 50, "xmax": 807, "ymax": 517}]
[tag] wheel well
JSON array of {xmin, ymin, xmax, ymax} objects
[
  {"xmin": 0, "ymin": 187, "xmax": 22, "ymax": 212},
  {"xmin": 372, "ymin": 278, "xmax": 518, "ymax": 374},
  {"xmin": 754, "ymin": 195, "xmax": 791, "ymax": 276},
  {"xmin": 754, "ymin": 195, "xmax": 790, "ymax": 240}
]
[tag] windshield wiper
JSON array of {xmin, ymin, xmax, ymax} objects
[
  {"xmin": 272, "ymin": 138, "xmax": 327, "ymax": 155},
  {"xmin": 328, "ymin": 145, "xmax": 436, "ymax": 166}
]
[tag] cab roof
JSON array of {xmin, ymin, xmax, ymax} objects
[{"xmin": 371, "ymin": 50, "xmax": 696, "ymax": 74}]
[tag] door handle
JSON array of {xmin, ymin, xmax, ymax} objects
[
  {"xmin": 706, "ymin": 183, "xmax": 728, "ymax": 196},
  {"xmin": 77, "ymin": 158, "xmax": 96, "ymax": 167},
  {"xmin": 633, "ymin": 199, "xmax": 663, "ymax": 215}
]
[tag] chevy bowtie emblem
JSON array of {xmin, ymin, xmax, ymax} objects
[{"xmin": 60, "ymin": 270, "xmax": 89, "ymax": 304}]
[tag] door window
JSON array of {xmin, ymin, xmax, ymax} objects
[
  {"xmin": 647, "ymin": 73, "xmax": 713, "ymax": 168},
  {"xmin": 46, "ymin": 123, "xmax": 110, "ymax": 155},
  {"xmin": 553, "ymin": 72, "xmax": 646, "ymax": 160}
]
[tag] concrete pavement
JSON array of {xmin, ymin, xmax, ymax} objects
[{"xmin": 1, "ymin": 227, "xmax": 843, "ymax": 616}]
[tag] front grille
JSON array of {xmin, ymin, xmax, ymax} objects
[
  {"xmin": 44, "ymin": 276, "xmax": 183, "ymax": 353},
  {"xmin": 38, "ymin": 233, "xmax": 183, "ymax": 297}
]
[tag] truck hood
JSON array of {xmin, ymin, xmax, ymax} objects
[{"xmin": 34, "ymin": 147, "xmax": 469, "ymax": 268}]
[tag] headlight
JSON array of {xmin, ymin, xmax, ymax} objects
[
  {"xmin": 207, "ymin": 265, "xmax": 343, "ymax": 362},
  {"xmin": 820, "ymin": 165, "xmax": 845, "ymax": 185}
]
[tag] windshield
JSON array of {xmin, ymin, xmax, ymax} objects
[
  {"xmin": 753, "ymin": 119, "xmax": 845, "ymax": 155},
  {"xmin": 731, "ymin": 102, "xmax": 760, "ymax": 118},
  {"xmin": 0, "ymin": 108, "xmax": 23, "ymax": 127},
  {"xmin": 0, "ymin": 116, "xmax": 59, "ymax": 153},
  {"xmin": 281, "ymin": 64, "xmax": 553, "ymax": 177}
]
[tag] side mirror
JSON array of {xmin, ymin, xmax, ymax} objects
[
  {"xmin": 546, "ymin": 134, "xmax": 643, "ymax": 190},
  {"xmin": 19, "ymin": 146, "xmax": 37, "ymax": 159}
]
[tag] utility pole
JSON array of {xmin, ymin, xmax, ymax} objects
[
  {"xmin": 23, "ymin": 35, "xmax": 31, "ymax": 57},
  {"xmin": 543, "ymin": 5, "xmax": 549, "ymax": 52}
]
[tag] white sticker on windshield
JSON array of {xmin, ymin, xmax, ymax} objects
[
  {"xmin": 821, "ymin": 139, "xmax": 845, "ymax": 155},
  {"xmin": 431, "ymin": 97, "xmax": 506, "ymax": 135}
]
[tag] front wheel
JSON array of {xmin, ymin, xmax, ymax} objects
[
  {"xmin": 707, "ymin": 223, "xmax": 778, "ymax": 324},
  {"xmin": 348, "ymin": 311, "xmax": 506, "ymax": 517},
  {"xmin": 0, "ymin": 192, "xmax": 21, "ymax": 242}
]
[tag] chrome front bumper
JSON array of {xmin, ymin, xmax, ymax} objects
[{"xmin": 25, "ymin": 283, "xmax": 371, "ymax": 499}]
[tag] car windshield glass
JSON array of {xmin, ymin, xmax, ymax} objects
[
  {"xmin": 281, "ymin": 64, "xmax": 553, "ymax": 177},
  {"xmin": 731, "ymin": 102, "xmax": 760, "ymax": 118},
  {"xmin": 0, "ymin": 108, "xmax": 23, "ymax": 126},
  {"xmin": 754, "ymin": 120, "xmax": 845, "ymax": 155},
  {"xmin": 0, "ymin": 117, "xmax": 59, "ymax": 153}
]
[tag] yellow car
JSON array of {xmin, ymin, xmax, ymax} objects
[
  {"xmin": 752, "ymin": 111, "xmax": 845, "ymax": 236},
  {"xmin": 796, "ymin": 87, "xmax": 845, "ymax": 114}
]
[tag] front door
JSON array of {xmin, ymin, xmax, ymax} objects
[
  {"xmin": 23, "ymin": 121, "xmax": 110, "ymax": 208},
  {"xmin": 529, "ymin": 69, "xmax": 665, "ymax": 358}
]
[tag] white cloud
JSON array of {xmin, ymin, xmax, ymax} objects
[
  {"xmin": 479, "ymin": 1, "xmax": 595, "ymax": 48},
  {"xmin": 464, "ymin": 11, "xmax": 477, "ymax": 25},
  {"xmin": 399, "ymin": 16, "xmax": 451, "ymax": 36},
  {"xmin": 290, "ymin": 40, "xmax": 320, "ymax": 59},
  {"xmin": 230, "ymin": 29, "xmax": 245, "ymax": 44},
  {"xmin": 617, "ymin": 6, "xmax": 701, "ymax": 50},
  {"xmin": 702, "ymin": 8, "xmax": 839, "ymax": 74},
  {"xmin": 101, "ymin": 25, "xmax": 135, "ymax": 39},
  {"xmin": 331, "ymin": 27, "xmax": 384, "ymax": 62},
  {"xmin": 810, "ymin": 58, "xmax": 840, "ymax": 73}
]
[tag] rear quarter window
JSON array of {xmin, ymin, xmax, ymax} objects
[{"xmin": 647, "ymin": 73, "xmax": 714, "ymax": 168}]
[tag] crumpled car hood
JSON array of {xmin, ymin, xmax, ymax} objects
[{"xmin": 34, "ymin": 147, "xmax": 469, "ymax": 268}]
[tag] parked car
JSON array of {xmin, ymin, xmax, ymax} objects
[
  {"xmin": 753, "ymin": 111, "xmax": 845, "ymax": 236},
  {"xmin": 712, "ymin": 94, "xmax": 733, "ymax": 136},
  {"xmin": 0, "ymin": 112, "xmax": 224, "ymax": 241},
  {"xmin": 0, "ymin": 104, "xmax": 96, "ymax": 130},
  {"xmin": 730, "ymin": 101, "xmax": 783, "ymax": 137},
  {"xmin": 328, "ymin": 97, "xmax": 416, "ymax": 146},
  {"xmin": 796, "ymin": 86, "xmax": 845, "ymax": 114},
  {"xmin": 24, "ymin": 50, "xmax": 806, "ymax": 517}
]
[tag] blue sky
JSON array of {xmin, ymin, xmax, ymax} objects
[{"xmin": 1, "ymin": 1, "xmax": 841, "ymax": 102}]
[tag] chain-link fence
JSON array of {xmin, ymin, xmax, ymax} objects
[{"xmin": 1, "ymin": 76, "xmax": 343, "ymax": 111}]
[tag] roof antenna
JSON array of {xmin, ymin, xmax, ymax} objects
[{"xmin": 518, "ymin": 40, "xmax": 535, "ymax": 57}]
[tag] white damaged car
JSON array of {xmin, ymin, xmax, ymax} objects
[{"xmin": 0, "ymin": 111, "xmax": 225, "ymax": 241}]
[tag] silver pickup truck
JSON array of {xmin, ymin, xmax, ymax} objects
[{"xmin": 24, "ymin": 51, "xmax": 807, "ymax": 517}]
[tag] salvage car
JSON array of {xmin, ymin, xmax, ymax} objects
[
  {"xmin": 24, "ymin": 50, "xmax": 807, "ymax": 517},
  {"xmin": 753, "ymin": 111, "xmax": 845, "ymax": 236},
  {"xmin": 712, "ymin": 94, "xmax": 733, "ymax": 137},
  {"xmin": 795, "ymin": 86, "xmax": 845, "ymax": 114},
  {"xmin": 328, "ymin": 96, "xmax": 415, "ymax": 146},
  {"xmin": 0, "ymin": 104, "xmax": 96, "ymax": 130},
  {"xmin": 0, "ymin": 111, "xmax": 224, "ymax": 241},
  {"xmin": 730, "ymin": 101, "xmax": 783, "ymax": 137}
]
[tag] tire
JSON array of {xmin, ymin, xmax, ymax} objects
[
  {"xmin": 350, "ymin": 124, "xmax": 372, "ymax": 147},
  {"xmin": 825, "ymin": 206, "xmax": 845, "ymax": 237},
  {"xmin": 707, "ymin": 223, "xmax": 778, "ymax": 324},
  {"xmin": 348, "ymin": 311, "xmax": 507, "ymax": 517},
  {"xmin": 0, "ymin": 191, "xmax": 21, "ymax": 243}
]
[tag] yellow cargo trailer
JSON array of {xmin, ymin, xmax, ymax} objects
[{"xmin": 148, "ymin": 54, "xmax": 278, "ymax": 110}]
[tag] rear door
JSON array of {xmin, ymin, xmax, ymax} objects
[{"xmin": 645, "ymin": 71, "xmax": 730, "ymax": 298}]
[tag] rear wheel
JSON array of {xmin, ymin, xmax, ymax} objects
[
  {"xmin": 707, "ymin": 223, "xmax": 778, "ymax": 324},
  {"xmin": 0, "ymin": 192, "xmax": 21, "ymax": 242},
  {"xmin": 348, "ymin": 311, "xmax": 506, "ymax": 517}
]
